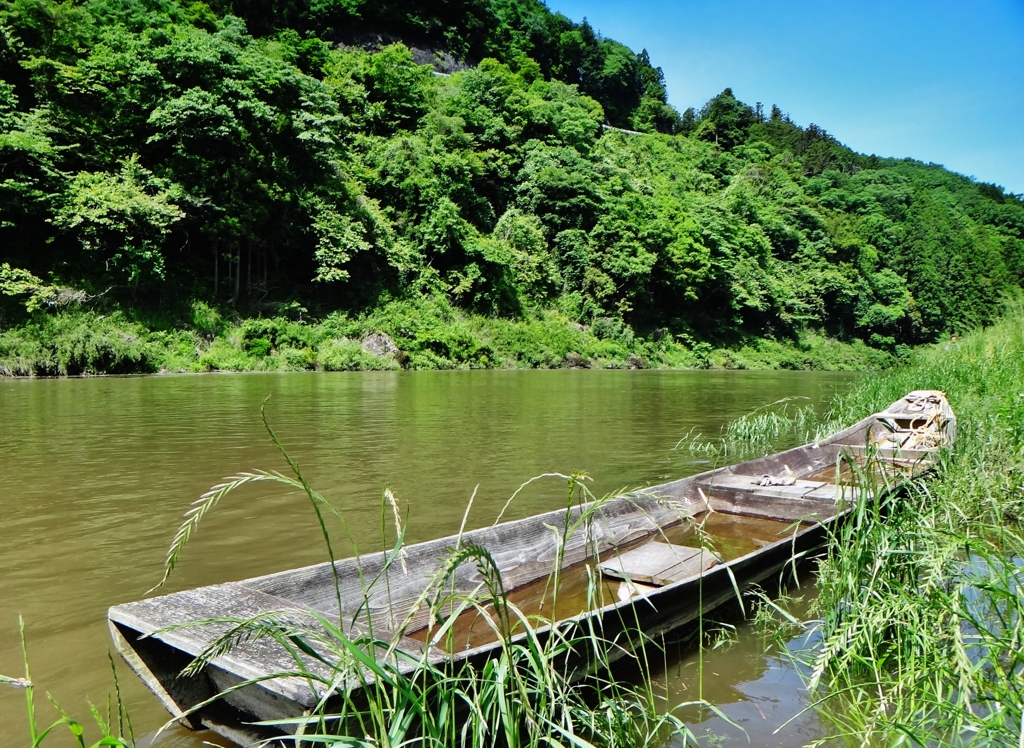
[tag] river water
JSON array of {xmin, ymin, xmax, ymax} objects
[{"xmin": 0, "ymin": 370, "xmax": 856, "ymax": 746}]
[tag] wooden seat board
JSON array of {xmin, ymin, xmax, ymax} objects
[
  {"xmin": 708, "ymin": 474, "xmax": 825, "ymax": 491},
  {"xmin": 598, "ymin": 541, "xmax": 718, "ymax": 586},
  {"xmin": 804, "ymin": 485, "xmax": 842, "ymax": 500},
  {"xmin": 701, "ymin": 473, "xmax": 838, "ymax": 500}
]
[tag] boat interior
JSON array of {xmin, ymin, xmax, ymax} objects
[{"xmin": 235, "ymin": 391, "xmax": 953, "ymax": 650}]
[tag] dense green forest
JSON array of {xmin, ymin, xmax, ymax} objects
[{"xmin": 2, "ymin": 0, "xmax": 1023, "ymax": 374}]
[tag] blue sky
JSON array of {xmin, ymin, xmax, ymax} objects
[{"xmin": 550, "ymin": 0, "xmax": 1024, "ymax": 194}]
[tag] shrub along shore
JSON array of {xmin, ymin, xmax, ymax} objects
[{"xmin": 0, "ymin": 299, "xmax": 893, "ymax": 377}]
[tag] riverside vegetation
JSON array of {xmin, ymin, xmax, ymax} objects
[
  {"xmin": 791, "ymin": 299, "xmax": 1024, "ymax": 746},
  {"xmin": 3, "ymin": 0, "xmax": 1024, "ymax": 375},
  {"xmin": 686, "ymin": 299, "xmax": 1024, "ymax": 745},
  {"xmin": 4, "ymin": 304, "xmax": 1024, "ymax": 746}
]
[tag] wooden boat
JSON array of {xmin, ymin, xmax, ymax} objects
[{"xmin": 108, "ymin": 390, "xmax": 955, "ymax": 745}]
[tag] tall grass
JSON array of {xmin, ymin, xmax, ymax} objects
[
  {"xmin": 148, "ymin": 405, "xmax": 721, "ymax": 748},
  {"xmin": 793, "ymin": 295, "xmax": 1024, "ymax": 746},
  {"xmin": 675, "ymin": 397, "xmax": 819, "ymax": 458},
  {"xmin": 0, "ymin": 618, "xmax": 134, "ymax": 747}
]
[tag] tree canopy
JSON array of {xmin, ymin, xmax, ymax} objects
[{"xmin": 2, "ymin": 0, "xmax": 1022, "ymax": 362}]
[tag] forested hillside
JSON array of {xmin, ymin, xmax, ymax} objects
[{"xmin": 2, "ymin": 0, "xmax": 1023, "ymax": 374}]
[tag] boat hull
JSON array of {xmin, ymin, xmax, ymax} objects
[{"xmin": 108, "ymin": 390, "xmax": 955, "ymax": 744}]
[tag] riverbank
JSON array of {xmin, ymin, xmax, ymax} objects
[
  {"xmin": 0, "ymin": 300, "xmax": 894, "ymax": 377},
  {"xmin": 793, "ymin": 297, "xmax": 1024, "ymax": 745}
]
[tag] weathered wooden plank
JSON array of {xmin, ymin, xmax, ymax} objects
[
  {"xmin": 742, "ymin": 485, "xmax": 818, "ymax": 499},
  {"xmin": 803, "ymin": 485, "xmax": 843, "ymax": 501},
  {"xmin": 599, "ymin": 542, "xmax": 700, "ymax": 584},
  {"xmin": 109, "ymin": 583, "xmax": 335, "ymax": 707},
  {"xmin": 599, "ymin": 542, "xmax": 718, "ymax": 586},
  {"xmin": 698, "ymin": 481, "xmax": 848, "ymax": 523},
  {"xmin": 110, "ymin": 581, "xmax": 451, "ymax": 729},
  {"xmin": 108, "ymin": 619, "xmax": 210, "ymax": 729},
  {"xmin": 704, "ymin": 474, "xmax": 828, "ymax": 497},
  {"xmin": 697, "ymin": 473, "xmax": 853, "ymax": 519},
  {"xmin": 840, "ymin": 444, "xmax": 939, "ymax": 465}
]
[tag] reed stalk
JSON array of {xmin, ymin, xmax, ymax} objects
[
  {"xmin": 676, "ymin": 397, "xmax": 821, "ymax": 460},
  {"xmin": 1, "ymin": 617, "xmax": 134, "ymax": 748}
]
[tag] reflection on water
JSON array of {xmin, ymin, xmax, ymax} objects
[
  {"xmin": 658, "ymin": 589, "xmax": 826, "ymax": 747},
  {"xmin": 0, "ymin": 370, "xmax": 855, "ymax": 746}
]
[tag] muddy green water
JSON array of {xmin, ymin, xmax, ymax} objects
[{"xmin": 0, "ymin": 370, "xmax": 855, "ymax": 746}]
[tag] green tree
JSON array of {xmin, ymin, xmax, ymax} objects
[{"xmin": 52, "ymin": 156, "xmax": 184, "ymax": 283}]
